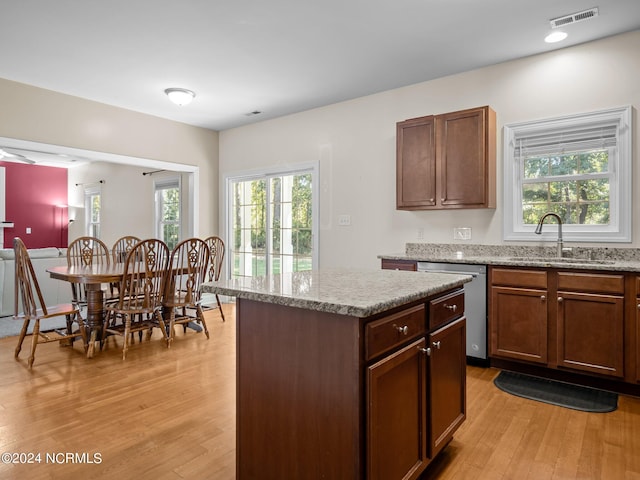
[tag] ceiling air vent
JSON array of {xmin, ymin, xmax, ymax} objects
[{"xmin": 550, "ymin": 7, "xmax": 599, "ymax": 29}]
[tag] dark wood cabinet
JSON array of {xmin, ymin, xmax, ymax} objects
[
  {"xmin": 490, "ymin": 285, "xmax": 548, "ymax": 364},
  {"xmin": 366, "ymin": 291, "xmax": 466, "ymax": 480},
  {"xmin": 489, "ymin": 268, "xmax": 548, "ymax": 364},
  {"xmin": 556, "ymin": 272, "xmax": 625, "ymax": 378},
  {"xmin": 489, "ymin": 267, "xmax": 627, "ymax": 380},
  {"xmin": 367, "ymin": 338, "xmax": 428, "ymax": 480},
  {"xmin": 637, "ymin": 276, "xmax": 640, "ymax": 383},
  {"xmin": 236, "ymin": 286, "xmax": 466, "ymax": 480},
  {"xmin": 396, "ymin": 115, "xmax": 437, "ymax": 209},
  {"xmin": 557, "ymin": 291, "xmax": 624, "ymax": 377},
  {"xmin": 428, "ymin": 316, "xmax": 466, "ymax": 457},
  {"xmin": 381, "ymin": 258, "xmax": 418, "ymax": 271},
  {"xmin": 396, "ymin": 106, "xmax": 496, "ymax": 210}
]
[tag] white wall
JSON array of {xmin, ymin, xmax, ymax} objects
[
  {"xmin": 67, "ymin": 162, "xmax": 196, "ymax": 247},
  {"xmin": 219, "ymin": 30, "xmax": 640, "ymax": 269},
  {"xmin": 0, "ymin": 78, "xmax": 220, "ymax": 241}
]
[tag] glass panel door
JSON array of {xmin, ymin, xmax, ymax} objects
[{"xmin": 230, "ymin": 169, "xmax": 315, "ymax": 278}]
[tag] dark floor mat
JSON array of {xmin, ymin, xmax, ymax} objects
[{"xmin": 494, "ymin": 371, "xmax": 617, "ymax": 413}]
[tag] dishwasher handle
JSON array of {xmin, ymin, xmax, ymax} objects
[{"xmin": 420, "ymin": 269, "xmax": 481, "ymax": 277}]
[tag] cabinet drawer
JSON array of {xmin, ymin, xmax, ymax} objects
[
  {"xmin": 381, "ymin": 259, "xmax": 417, "ymax": 271},
  {"xmin": 429, "ymin": 289, "xmax": 464, "ymax": 330},
  {"xmin": 366, "ymin": 304, "xmax": 425, "ymax": 360},
  {"xmin": 557, "ymin": 272, "xmax": 624, "ymax": 295},
  {"xmin": 491, "ymin": 268, "xmax": 547, "ymax": 289}
]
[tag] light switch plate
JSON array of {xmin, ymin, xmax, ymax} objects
[{"xmin": 453, "ymin": 227, "xmax": 471, "ymax": 240}]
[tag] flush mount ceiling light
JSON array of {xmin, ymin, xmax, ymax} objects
[
  {"xmin": 544, "ymin": 31, "xmax": 568, "ymax": 43},
  {"xmin": 164, "ymin": 88, "xmax": 196, "ymax": 106}
]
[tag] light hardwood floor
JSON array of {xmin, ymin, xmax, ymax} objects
[{"xmin": 1, "ymin": 305, "xmax": 639, "ymax": 479}]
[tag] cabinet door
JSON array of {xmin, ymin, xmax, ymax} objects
[
  {"xmin": 557, "ymin": 291, "xmax": 624, "ymax": 377},
  {"xmin": 490, "ymin": 286, "xmax": 548, "ymax": 364},
  {"xmin": 396, "ymin": 116, "xmax": 437, "ymax": 209},
  {"xmin": 437, "ymin": 106, "xmax": 495, "ymax": 208},
  {"xmin": 637, "ymin": 297, "xmax": 640, "ymax": 384},
  {"xmin": 429, "ymin": 317, "xmax": 466, "ymax": 457},
  {"xmin": 367, "ymin": 338, "xmax": 428, "ymax": 480}
]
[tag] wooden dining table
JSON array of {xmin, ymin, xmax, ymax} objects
[{"xmin": 47, "ymin": 264, "xmax": 125, "ymax": 358}]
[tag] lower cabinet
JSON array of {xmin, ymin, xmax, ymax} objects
[
  {"xmin": 636, "ymin": 276, "xmax": 640, "ymax": 383},
  {"xmin": 490, "ymin": 267, "xmax": 626, "ymax": 380},
  {"xmin": 429, "ymin": 316, "xmax": 467, "ymax": 456},
  {"xmin": 367, "ymin": 338, "xmax": 427, "ymax": 480},
  {"xmin": 367, "ymin": 312, "xmax": 466, "ymax": 480},
  {"xmin": 490, "ymin": 286, "xmax": 548, "ymax": 364},
  {"xmin": 557, "ymin": 290, "xmax": 624, "ymax": 377}
]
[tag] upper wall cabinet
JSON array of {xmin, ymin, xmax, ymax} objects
[{"xmin": 396, "ymin": 106, "xmax": 496, "ymax": 210}]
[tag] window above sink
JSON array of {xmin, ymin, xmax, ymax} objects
[{"xmin": 503, "ymin": 106, "xmax": 632, "ymax": 243}]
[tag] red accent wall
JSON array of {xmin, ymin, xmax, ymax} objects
[{"xmin": 2, "ymin": 161, "xmax": 69, "ymax": 249}]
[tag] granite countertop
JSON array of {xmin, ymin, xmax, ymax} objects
[
  {"xmin": 379, "ymin": 243, "xmax": 640, "ymax": 272},
  {"xmin": 201, "ymin": 268, "xmax": 471, "ymax": 317}
]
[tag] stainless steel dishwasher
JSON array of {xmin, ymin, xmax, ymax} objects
[{"xmin": 417, "ymin": 262, "xmax": 487, "ymax": 365}]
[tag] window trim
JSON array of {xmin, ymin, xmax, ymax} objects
[
  {"xmin": 223, "ymin": 162, "xmax": 319, "ymax": 280},
  {"xmin": 503, "ymin": 106, "xmax": 632, "ymax": 243}
]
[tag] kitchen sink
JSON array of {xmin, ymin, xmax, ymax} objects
[{"xmin": 506, "ymin": 256, "xmax": 616, "ymax": 265}]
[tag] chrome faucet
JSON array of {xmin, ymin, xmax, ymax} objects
[{"xmin": 535, "ymin": 212, "xmax": 564, "ymax": 257}]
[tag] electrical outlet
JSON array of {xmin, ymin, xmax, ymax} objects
[
  {"xmin": 26, "ymin": 227, "xmax": 32, "ymax": 234},
  {"xmin": 453, "ymin": 227, "xmax": 471, "ymax": 240},
  {"xmin": 417, "ymin": 228, "xmax": 424, "ymax": 240},
  {"xmin": 338, "ymin": 214, "xmax": 351, "ymax": 226}
]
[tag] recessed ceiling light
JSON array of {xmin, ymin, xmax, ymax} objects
[
  {"xmin": 164, "ymin": 88, "xmax": 196, "ymax": 106},
  {"xmin": 544, "ymin": 31, "xmax": 568, "ymax": 43}
]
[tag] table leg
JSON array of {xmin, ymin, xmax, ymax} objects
[{"xmin": 85, "ymin": 286, "xmax": 105, "ymax": 359}]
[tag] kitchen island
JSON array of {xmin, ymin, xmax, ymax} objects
[{"xmin": 202, "ymin": 268, "xmax": 471, "ymax": 480}]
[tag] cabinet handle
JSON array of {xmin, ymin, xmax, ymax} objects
[
  {"xmin": 638, "ymin": 304, "xmax": 640, "ymax": 309},
  {"xmin": 443, "ymin": 304, "xmax": 457, "ymax": 312},
  {"xmin": 418, "ymin": 347, "xmax": 431, "ymax": 356},
  {"xmin": 433, "ymin": 341, "xmax": 441, "ymax": 349},
  {"xmin": 558, "ymin": 297, "xmax": 564, "ymax": 303},
  {"xmin": 429, "ymin": 198, "xmax": 435, "ymax": 203},
  {"xmin": 540, "ymin": 295, "xmax": 546, "ymax": 301},
  {"xmin": 395, "ymin": 325, "xmax": 409, "ymax": 335}
]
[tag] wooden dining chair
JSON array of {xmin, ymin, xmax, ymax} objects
[
  {"xmin": 162, "ymin": 237, "xmax": 210, "ymax": 347},
  {"xmin": 101, "ymin": 238, "xmax": 170, "ymax": 359},
  {"xmin": 109, "ymin": 235, "xmax": 141, "ymax": 299},
  {"xmin": 111, "ymin": 235, "xmax": 141, "ymax": 264},
  {"xmin": 13, "ymin": 237, "xmax": 87, "ymax": 368},
  {"xmin": 67, "ymin": 236, "xmax": 111, "ymax": 308},
  {"xmin": 202, "ymin": 235, "xmax": 226, "ymax": 322}
]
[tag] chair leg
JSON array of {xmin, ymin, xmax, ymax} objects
[
  {"xmin": 167, "ymin": 310, "xmax": 176, "ymax": 348},
  {"xmin": 28, "ymin": 320, "xmax": 40, "ymax": 369},
  {"xmin": 197, "ymin": 306, "xmax": 210, "ymax": 340},
  {"xmin": 122, "ymin": 315, "xmax": 131, "ymax": 360},
  {"xmin": 65, "ymin": 314, "xmax": 74, "ymax": 346},
  {"xmin": 216, "ymin": 294, "xmax": 226, "ymax": 322},
  {"xmin": 157, "ymin": 310, "xmax": 169, "ymax": 344},
  {"xmin": 14, "ymin": 319, "xmax": 31, "ymax": 359}
]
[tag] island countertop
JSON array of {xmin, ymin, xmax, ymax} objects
[{"xmin": 201, "ymin": 268, "xmax": 471, "ymax": 317}]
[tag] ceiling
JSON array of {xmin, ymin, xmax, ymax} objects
[{"xmin": 1, "ymin": 1, "xmax": 640, "ymax": 133}]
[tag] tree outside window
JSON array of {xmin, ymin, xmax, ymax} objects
[
  {"xmin": 85, "ymin": 186, "xmax": 101, "ymax": 238},
  {"xmin": 155, "ymin": 179, "xmax": 180, "ymax": 250}
]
